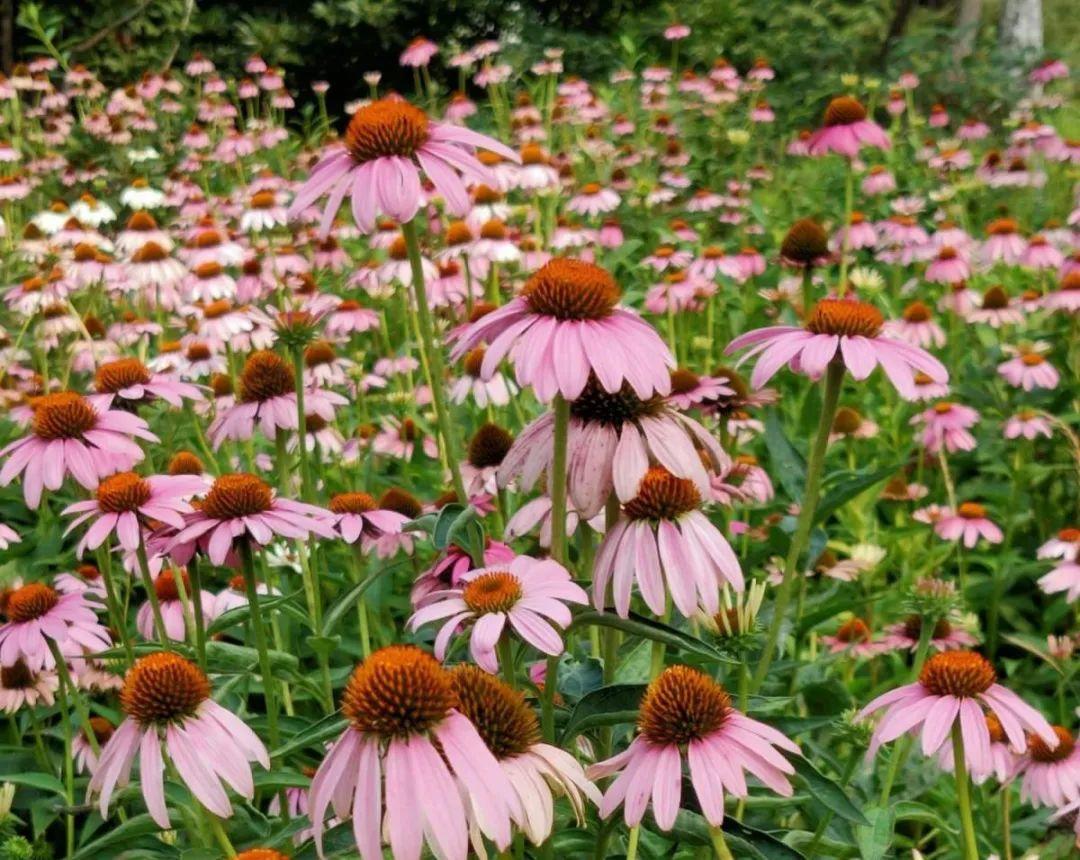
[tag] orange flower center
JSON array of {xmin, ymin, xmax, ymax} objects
[
  {"xmin": 638, "ymin": 665, "xmax": 731, "ymax": 745},
  {"xmin": 31, "ymin": 392, "xmax": 96, "ymax": 440},
  {"xmin": 185, "ymin": 343, "xmax": 212, "ymax": 361},
  {"xmin": 329, "ymin": 492, "xmax": 378, "ymax": 514},
  {"xmin": 521, "ymin": 258, "xmax": 621, "ymax": 321},
  {"xmin": 342, "ymin": 645, "xmax": 454, "ymax": 737},
  {"xmin": 463, "ymin": 571, "xmax": 522, "ymax": 613},
  {"xmin": 202, "ymin": 299, "xmax": 232, "ymax": 319},
  {"xmin": 304, "ymin": 340, "xmax": 337, "ymax": 367},
  {"xmin": 467, "ymin": 423, "xmax": 513, "ymax": 469},
  {"xmin": 903, "ymin": 615, "xmax": 953, "ymax": 640},
  {"xmin": 168, "ymin": 452, "xmax": 204, "ymax": 476},
  {"xmin": 345, "ymin": 99, "xmax": 430, "ymax": 163},
  {"xmin": 1020, "ymin": 353, "xmax": 1045, "ymax": 367},
  {"xmin": 919, "ymin": 650, "xmax": 995, "ymax": 697},
  {"xmin": 1, "ymin": 660, "xmax": 35, "ymax": 689},
  {"xmin": 480, "ymin": 219, "xmax": 507, "ymax": 241},
  {"xmin": 378, "ymin": 488, "xmax": 422, "ymax": 519},
  {"xmin": 836, "ymin": 618, "xmax": 872, "ymax": 643},
  {"xmin": 200, "ymin": 473, "xmax": 273, "ymax": 519},
  {"xmin": 5, "ymin": 583, "xmax": 59, "ymax": 623},
  {"xmin": 450, "ymin": 665, "xmax": 538, "ymax": 758},
  {"xmin": 981, "ymin": 286, "xmax": 1009, "ymax": 310},
  {"xmin": 624, "ymin": 466, "xmax": 701, "ymax": 521},
  {"xmin": 96, "ymin": 471, "xmax": 152, "ymax": 513},
  {"xmin": 824, "ymin": 96, "xmax": 868, "ymax": 126},
  {"xmin": 120, "ymin": 652, "xmax": 210, "ymax": 726},
  {"xmin": 131, "ymin": 241, "xmax": 169, "ymax": 263},
  {"xmin": 239, "ymin": 350, "xmax": 295, "ymax": 402},
  {"xmin": 986, "ymin": 218, "xmax": 1018, "ymax": 236},
  {"xmin": 902, "ymin": 301, "xmax": 932, "ymax": 323},
  {"xmin": 781, "ymin": 218, "xmax": 829, "ymax": 263},
  {"xmin": 1028, "ymin": 726, "xmax": 1075, "ymax": 763},
  {"xmin": 669, "ymin": 368, "xmax": 700, "ymax": 394},
  {"xmin": 250, "ymin": 190, "xmax": 276, "ymax": 209},
  {"xmin": 805, "ymin": 298, "xmax": 884, "ymax": 338},
  {"xmin": 463, "ymin": 346, "xmax": 486, "ymax": 378},
  {"xmin": 958, "ymin": 502, "xmax": 986, "ymax": 519},
  {"xmin": 832, "ymin": 407, "xmax": 863, "ymax": 435},
  {"xmin": 95, "ymin": 358, "xmax": 152, "ymax": 393},
  {"xmin": 153, "ymin": 569, "xmax": 191, "ymax": 602}
]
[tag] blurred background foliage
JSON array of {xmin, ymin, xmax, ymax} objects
[{"xmin": 12, "ymin": 0, "xmax": 1080, "ymax": 125}]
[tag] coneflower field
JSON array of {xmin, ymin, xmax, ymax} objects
[{"xmin": 0, "ymin": 13, "xmax": 1078, "ymax": 860}]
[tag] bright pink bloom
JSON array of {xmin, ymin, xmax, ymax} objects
[
  {"xmin": 408, "ymin": 554, "xmax": 586, "ymax": 672},
  {"xmin": 911, "ymin": 401, "xmax": 979, "ymax": 453},
  {"xmin": 163, "ymin": 473, "xmax": 336, "ymax": 566},
  {"xmin": 934, "ymin": 503, "xmax": 1003, "ymax": 547},
  {"xmin": 62, "ymin": 472, "xmax": 206, "ymax": 554},
  {"xmin": 588, "ymin": 666, "xmax": 800, "ymax": 830},
  {"xmin": 1039, "ymin": 562, "xmax": 1080, "ymax": 602},
  {"xmin": 998, "ymin": 350, "xmax": 1060, "ymax": 391},
  {"xmin": 1020, "ymin": 726, "xmax": 1080, "ymax": 807},
  {"xmin": 1038, "ymin": 529, "xmax": 1080, "ymax": 562},
  {"xmin": 308, "ymin": 646, "xmax": 519, "ymax": 859},
  {"xmin": 881, "ymin": 615, "xmax": 978, "ymax": 652},
  {"xmin": 727, "ymin": 297, "xmax": 947, "ymax": 398},
  {"xmin": 451, "ymin": 258, "xmax": 674, "ymax": 402},
  {"xmin": 88, "ymin": 652, "xmax": 268, "ymax": 828},
  {"xmin": 287, "ymin": 97, "xmax": 517, "ymax": 237},
  {"xmin": 859, "ymin": 650, "xmax": 1057, "ymax": 774},
  {"xmin": 0, "ymin": 392, "xmax": 157, "ymax": 508},
  {"xmin": 411, "ymin": 540, "xmax": 515, "ymax": 608},
  {"xmin": 0, "ymin": 582, "xmax": 110, "ymax": 671},
  {"xmin": 807, "ymin": 97, "xmax": 890, "ymax": 157}
]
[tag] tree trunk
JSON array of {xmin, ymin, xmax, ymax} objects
[
  {"xmin": 953, "ymin": 0, "xmax": 982, "ymax": 60},
  {"xmin": 998, "ymin": 0, "xmax": 1043, "ymax": 58},
  {"xmin": 0, "ymin": 0, "xmax": 13, "ymax": 74},
  {"xmin": 879, "ymin": 0, "xmax": 917, "ymax": 65}
]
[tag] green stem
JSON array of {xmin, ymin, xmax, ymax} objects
[
  {"xmin": 290, "ymin": 345, "xmax": 314, "ymax": 501},
  {"xmin": 239, "ymin": 542, "xmax": 281, "ymax": 751},
  {"xmin": 801, "ymin": 267, "xmax": 814, "ymax": 318},
  {"xmin": 135, "ymin": 534, "xmax": 170, "ymax": 646},
  {"xmin": 751, "ymin": 361, "xmax": 844, "ymax": 691},
  {"xmin": 1001, "ymin": 782, "xmax": 1013, "ymax": 860},
  {"xmin": 540, "ymin": 654, "xmax": 558, "ymax": 742},
  {"xmin": 498, "ymin": 637, "xmax": 516, "ymax": 688},
  {"xmin": 952, "ymin": 724, "xmax": 979, "ymax": 860},
  {"xmin": 400, "ymin": 218, "xmax": 466, "ymax": 500},
  {"xmin": 187, "ymin": 557, "xmax": 208, "ymax": 669},
  {"xmin": 838, "ymin": 165, "xmax": 854, "ymax": 294},
  {"xmin": 626, "ymin": 824, "xmax": 641, "ymax": 860},
  {"xmin": 47, "ymin": 640, "xmax": 75, "ymax": 857},
  {"xmin": 709, "ymin": 825, "xmax": 735, "ymax": 860},
  {"xmin": 549, "ymin": 394, "xmax": 571, "ymax": 565},
  {"xmin": 201, "ymin": 805, "xmax": 236, "ymax": 856}
]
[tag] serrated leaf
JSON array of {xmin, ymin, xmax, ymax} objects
[
  {"xmin": 560, "ymin": 683, "xmax": 645, "ymax": 742},
  {"xmin": 791, "ymin": 756, "xmax": 869, "ymax": 825}
]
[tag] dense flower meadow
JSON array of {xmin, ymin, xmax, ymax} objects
[{"xmin": 0, "ymin": 24, "xmax": 1076, "ymax": 860}]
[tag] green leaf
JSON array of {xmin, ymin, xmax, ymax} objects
[
  {"xmin": 855, "ymin": 805, "xmax": 895, "ymax": 860},
  {"xmin": 206, "ymin": 589, "xmax": 299, "ymax": 636},
  {"xmin": 0, "ymin": 772, "xmax": 66, "ymax": 796},
  {"xmin": 560, "ymin": 684, "xmax": 645, "ymax": 742},
  {"xmin": 72, "ymin": 814, "xmax": 164, "ymax": 859},
  {"xmin": 204, "ymin": 640, "xmax": 298, "ymax": 675},
  {"xmin": 271, "ymin": 714, "xmax": 348, "ymax": 760},
  {"xmin": 814, "ymin": 465, "xmax": 898, "ymax": 524},
  {"xmin": 431, "ymin": 503, "xmax": 467, "ymax": 548},
  {"xmin": 671, "ymin": 810, "xmax": 805, "ymax": 859},
  {"xmin": 764, "ymin": 410, "xmax": 807, "ymax": 500},
  {"xmin": 570, "ymin": 610, "xmax": 735, "ymax": 665},
  {"xmin": 791, "ymin": 757, "xmax": 869, "ymax": 825}
]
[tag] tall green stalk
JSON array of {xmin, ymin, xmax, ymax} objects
[
  {"xmin": 952, "ymin": 723, "xmax": 979, "ymax": 860},
  {"xmin": 238, "ymin": 541, "xmax": 281, "ymax": 751},
  {"xmin": 751, "ymin": 361, "xmax": 844, "ymax": 692}
]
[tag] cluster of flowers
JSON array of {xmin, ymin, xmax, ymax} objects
[{"xmin": 0, "ymin": 21, "xmax": 1076, "ymax": 860}]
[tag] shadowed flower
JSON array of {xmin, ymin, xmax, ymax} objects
[
  {"xmin": 1019, "ymin": 725, "xmax": 1080, "ymax": 807},
  {"xmin": 408, "ymin": 554, "xmax": 586, "ymax": 672},
  {"xmin": 88, "ymin": 652, "xmax": 268, "ymax": 827},
  {"xmin": 807, "ymin": 96, "xmax": 889, "ymax": 157},
  {"xmin": 588, "ymin": 666, "xmax": 800, "ymax": 829},
  {"xmin": 287, "ymin": 97, "xmax": 518, "ymax": 236}
]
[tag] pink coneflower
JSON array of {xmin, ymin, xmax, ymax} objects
[
  {"xmin": 911, "ymin": 401, "xmax": 979, "ymax": 453},
  {"xmin": 966, "ymin": 285, "xmax": 1024, "ymax": 327},
  {"xmin": 1020, "ymin": 726, "xmax": 1080, "ymax": 807},
  {"xmin": 324, "ymin": 298, "xmax": 379, "ymax": 337},
  {"xmin": 0, "ymin": 660, "xmax": 58, "ymax": 712},
  {"xmin": 0, "ymin": 582, "xmax": 110, "ymax": 671},
  {"xmin": 408, "ymin": 554, "xmax": 586, "ymax": 672},
  {"xmin": 452, "ymin": 346, "xmax": 518, "ymax": 407},
  {"xmin": 308, "ymin": 646, "xmax": 518, "ymax": 858},
  {"xmin": 859, "ymin": 650, "xmax": 1056, "ymax": 771},
  {"xmin": 710, "ymin": 455, "xmax": 774, "ymax": 506},
  {"xmin": 862, "ymin": 165, "xmax": 896, "ymax": 195},
  {"xmin": 594, "ymin": 467, "xmax": 742, "ymax": 618},
  {"xmin": 1021, "ymin": 235, "xmax": 1064, "ymax": 270},
  {"xmin": 665, "ymin": 368, "xmax": 733, "ymax": 410},
  {"xmin": 0, "ymin": 392, "xmax": 157, "ymax": 508},
  {"xmin": 164, "ymin": 473, "xmax": 336, "ymax": 566},
  {"xmin": 137, "ymin": 567, "xmax": 215, "ymax": 639},
  {"xmin": 807, "ymin": 96, "xmax": 889, "ymax": 157},
  {"xmin": 451, "ymin": 258, "xmax": 673, "ymax": 402},
  {"xmin": 90, "ymin": 357, "xmax": 204, "ymax": 410},
  {"xmin": 1005, "ymin": 410, "xmax": 1053, "ymax": 440},
  {"xmin": 567, "ymin": 182, "xmax": 620, "ymax": 216},
  {"xmin": 934, "ymin": 502, "xmax": 1004, "ymax": 547},
  {"xmin": 209, "ymin": 350, "xmax": 346, "ymax": 447},
  {"xmin": 400, "ymin": 36, "xmax": 438, "ymax": 67},
  {"xmin": 642, "ymin": 245, "xmax": 694, "ymax": 273},
  {"xmin": 287, "ymin": 98, "xmax": 517, "ymax": 236},
  {"xmin": 1038, "ymin": 562, "xmax": 1080, "ymax": 602},
  {"xmin": 326, "ymin": 491, "xmax": 409, "ymax": 546},
  {"xmin": 981, "ymin": 218, "xmax": 1026, "ymax": 265},
  {"xmin": 450, "ymin": 666, "xmax": 600, "ymax": 844},
  {"xmin": 373, "ymin": 416, "xmax": 439, "ymax": 460},
  {"xmin": 88, "ymin": 652, "xmax": 268, "ymax": 827},
  {"xmin": 727, "ymin": 297, "xmax": 947, "ymax": 398},
  {"xmin": 589, "ymin": 666, "xmax": 799, "ymax": 831},
  {"xmin": 411, "ymin": 539, "xmax": 515, "ymax": 607},
  {"xmin": 822, "ymin": 618, "xmax": 886, "ymax": 658},
  {"xmin": 882, "ymin": 615, "xmax": 978, "ymax": 652},
  {"xmin": 499, "ymin": 375, "xmax": 727, "ymax": 519},
  {"xmin": 925, "ymin": 246, "xmax": 970, "ymax": 284},
  {"xmin": 885, "ymin": 300, "xmax": 946, "ymax": 348},
  {"xmin": 936, "ymin": 713, "xmax": 1020, "ymax": 784},
  {"xmin": 1038, "ymin": 528, "xmax": 1080, "ymax": 562},
  {"xmin": 998, "ymin": 344, "xmax": 1060, "ymax": 391},
  {"xmin": 1043, "ymin": 271, "xmax": 1080, "ymax": 313}
]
